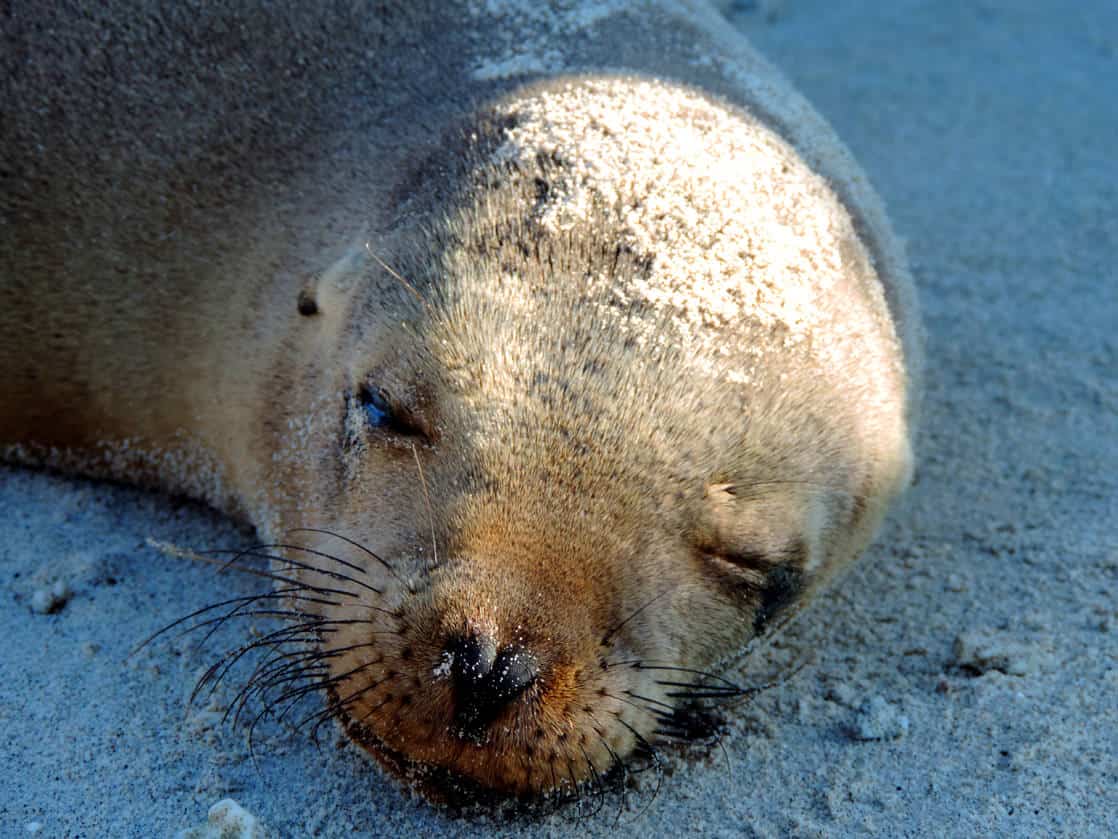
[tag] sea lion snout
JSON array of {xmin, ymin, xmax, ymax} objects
[{"xmin": 445, "ymin": 633, "xmax": 539, "ymax": 743}]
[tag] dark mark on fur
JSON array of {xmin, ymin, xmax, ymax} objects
[{"xmin": 753, "ymin": 564, "xmax": 805, "ymax": 635}]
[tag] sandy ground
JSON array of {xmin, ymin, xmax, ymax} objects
[{"xmin": 2, "ymin": 1, "xmax": 1116, "ymax": 836}]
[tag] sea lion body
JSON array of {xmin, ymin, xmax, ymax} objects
[{"xmin": 1, "ymin": 0, "xmax": 920, "ymax": 802}]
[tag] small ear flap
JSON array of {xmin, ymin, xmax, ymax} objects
[
  {"xmin": 296, "ymin": 284, "xmax": 320, "ymax": 316},
  {"xmin": 298, "ymin": 242, "xmax": 368, "ymax": 319},
  {"xmin": 704, "ymin": 482, "xmax": 736, "ymax": 500}
]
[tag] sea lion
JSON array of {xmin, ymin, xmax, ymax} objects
[{"xmin": 0, "ymin": 0, "xmax": 920, "ymax": 805}]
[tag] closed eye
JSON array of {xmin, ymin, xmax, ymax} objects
[
  {"xmin": 357, "ymin": 384, "xmax": 427, "ymax": 438},
  {"xmin": 701, "ymin": 540, "xmax": 807, "ymax": 587},
  {"xmin": 710, "ymin": 548, "xmax": 768, "ymax": 572},
  {"xmin": 702, "ymin": 548, "xmax": 769, "ymax": 587},
  {"xmin": 700, "ymin": 542, "xmax": 808, "ymax": 633},
  {"xmin": 360, "ymin": 386, "xmax": 394, "ymax": 428}
]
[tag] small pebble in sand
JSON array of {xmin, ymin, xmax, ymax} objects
[
  {"xmin": 29, "ymin": 580, "xmax": 71, "ymax": 615},
  {"xmin": 945, "ymin": 573, "xmax": 967, "ymax": 592},
  {"xmin": 850, "ymin": 696, "xmax": 910, "ymax": 741},
  {"xmin": 824, "ymin": 682, "xmax": 858, "ymax": 707},
  {"xmin": 953, "ymin": 628, "xmax": 1048, "ymax": 677},
  {"xmin": 175, "ymin": 798, "xmax": 269, "ymax": 839}
]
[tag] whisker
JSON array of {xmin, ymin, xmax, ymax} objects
[
  {"xmin": 188, "ymin": 615, "xmax": 394, "ymax": 703},
  {"xmin": 564, "ymin": 760, "xmax": 583, "ymax": 819},
  {"xmin": 623, "ymin": 691, "xmax": 674, "ymax": 713},
  {"xmin": 192, "ymin": 626, "xmax": 326, "ymax": 704},
  {"xmin": 613, "ymin": 717, "xmax": 664, "ymax": 814},
  {"xmin": 225, "ymin": 640, "xmax": 384, "ymax": 728},
  {"xmin": 604, "ymin": 691, "xmax": 658, "ymax": 719},
  {"xmin": 577, "ymin": 743, "xmax": 608, "ymax": 818},
  {"xmin": 206, "ymin": 547, "xmax": 381, "ymax": 597},
  {"xmin": 232, "ymin": 664, "xmax": 331, "ymax": 728},
  {"xmin": 662, "ymin": 689, "xmax": 754, "ymax": 701},
  {"xmin": 130, "ymin": 589, "xmax": 311, "ymax": 656},
  {"xmin": 591, "ymin": 730, "xmax": 629, "ymax": 826},
  {"xmin": 269, "ymin": 658, "xmax": 383, "ymax": 723},
  {"xmin": 253, "ymin": 540, "xmax": 371, "ymax": 577},
  {"xmin": 192, "ymin": 590, "xmax": 341, "ymax": 654},
  {"xmin": 600, "ymin": 588, "xmax": 673, "ymax": 647},
  {"xmin": 365, "ymin": 242, "xmax": 429, "ymax": 309},
  {"xmin": 230, "ymin": 657, "xmax": 329, "ymax": 728},
  {"xmin": 652, "ymin": 679, "xmax": 743, "ymax": 692},
  {"xmin": 301, "ymin": 673, "xmax": 401, "ymax": 745},
  {"xmin": 409, "ymin": 442, "xmax": 439, "ymax": 568},
  {"xmin": 613, "ymin": 661, "xmax": 743, "ymax": 690},
  {"xmin": 297, "ymin": 670, "xmax": 399, "ymax": 737},
  {"xmin": 286, "ymin": 527, "xmax": 402, "ymax": 581}
]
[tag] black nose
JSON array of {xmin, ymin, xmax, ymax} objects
[{"xmin": 446, "ymin": 633, "xmax": 539, "ymax": 743}]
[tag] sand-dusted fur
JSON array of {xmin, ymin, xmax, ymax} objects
[{"xmin": 1, "ymin": 0, "xmax": 920, "ymax": 803}]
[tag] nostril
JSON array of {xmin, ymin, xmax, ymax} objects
[
  {"xmin": 445, "ymin": 634, "xmax": 540, "ymax": 742},
  {"xmin": 447, "ymin": 633, "xmax": 497, "ymax": 688},
  {"xmin": 488, "ymin": 645, "xmax": 539, "ymax": 702}
]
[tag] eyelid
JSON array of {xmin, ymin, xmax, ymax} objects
[
  {"xmin": 359, "ymin": 386, "xmax": 394, "ymax": 427},
  {"xmin": 711, "ymin": 547, "xmax": 768, "ymax": 571},
  {"xmin": 701, "ymin": 538, "xmax": 806, "ymax": 586},
  {"xmin": 357, "ymin": 382, "xmax": 431, "ymax": 440}
]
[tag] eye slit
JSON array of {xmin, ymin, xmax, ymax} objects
[
  {"xmin": 710, "ymin": 547, "xmax": 768, "ymax": 572},
  {"xmin": 359, "ymin": 385, "xmax": 395, "ymax": 429},
  {"xmin": 356, "ymin": 383, "xmax": 431, "ymax": 440},
  {"xmin": 701, "ymin": 548, "xmax": 769, "ymax": 590}
]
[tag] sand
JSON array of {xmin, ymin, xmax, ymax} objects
[{"xmin": 2, "ymin": 1, "xmax": 1116, "ymax": 836}]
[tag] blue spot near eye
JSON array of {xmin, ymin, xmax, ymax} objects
[{"xmin": 360, "ymin": 387, "xmax": 394, "ymax": 428}]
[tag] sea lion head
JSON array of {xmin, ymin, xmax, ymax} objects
[{"xmin": 262, "ymin": 78, "xmax": 914, "ymax": 803}]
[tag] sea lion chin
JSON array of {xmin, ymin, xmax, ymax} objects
[{"xmin": 1, "ymin": 2, "xmax": 919, "ymax": 807}]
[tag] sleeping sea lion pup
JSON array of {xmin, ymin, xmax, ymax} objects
[{"xmin": 0, "ymin": 0, "xmax": 920, "ymax": 804}]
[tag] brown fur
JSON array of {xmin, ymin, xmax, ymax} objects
[{"xmin": 0, "ymin": 0, "xmax": 920, "ymax": 802}]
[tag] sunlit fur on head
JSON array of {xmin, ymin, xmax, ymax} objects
[
  {"xmin": 232, "ymin": 77, "xmax": 916, "ymax": 802},
  {"xmin": 0, "ymin": 0, "xmax": 921, "ymax": 812}
]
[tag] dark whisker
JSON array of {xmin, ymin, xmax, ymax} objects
[
  {"xmin": 231, "ymin": 663, "xmax": 327, "ymax": 728},
  {"xmin": 614, "ymin": 717, "xmax": 664, "ymax": 814},
  {"xmin": 250, "ymin": 540, "xmax": 371, "ymax": 577},
  {"xmin": 592, "ymin": 730, "xmax": 628, "ymax": 826},
  {"xmin": 564, "ymin": 760, "xmax": 583, "ymax": 818},
  {"xmin": 232, "ymin": 665, "xmax": 331, "ymax": 728},
  {"xmin": 615, "ymin": 661, "xmax": 743, "ymax": 690},
  {"xmin": 225, "ymin": 642, "xmax": 373, "ymax": 727},
  {"xmin": 600, "ymin": 588, "xmax": 673, "ymax": 647},
  {"xmin": 207, "ymin": 547, "xmax": 381, "ymax": 597},
  {"xmin": 653, "ymin": 679, "xmax": 743, "ymax": 693},
  {"xmin": 296, "ymin": 670, "xmax": 401, "ymax": 739},
  {"xmin": 192, "ymin": 625, "xmax": 326, "ymax": 704},
  {"xmin": 243, "ymin": 664, "xmax": 384, "ymax": 756},
  {"xmin": 188, "ymin": 615, "xmax": 390, "ymax": 702},
  {"xmin": 130, "ymin": 588, "xmax": 322, "ymax": 656},
  {"xmin": 623, "ymin": 691, "xmax": 674, "ymax": 713},
  {"xmin": 304, "ymin": 677, "xmax": 397, "ymax": 745},
  {"xmin": 605, "ymin": 691, "xmax": 665, "ymax": 721},
  {"xmin": 192, "ymin": 590, "xmax": 341, "ymax": 654},
  {"xmin": 356, "ymin": 693, "xmax": 398, "ymax": 730},
  {"xmin": 662, "ymin": 689, "xmax": 756, "ymax": 701},
  {"xmin": 239, "ymin": 639, "xmax": 384, "ymax": 707},
  {"xmin": 287, "ymin": 527, "xmax": 402, "ymax": 582},
  {"xmin": 577, "ymin": 743, "xmax": 608, "ymax": 818},
  {"xmin": 269, "ymin": 658, "xmax": 383, "ymax": 723}
]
